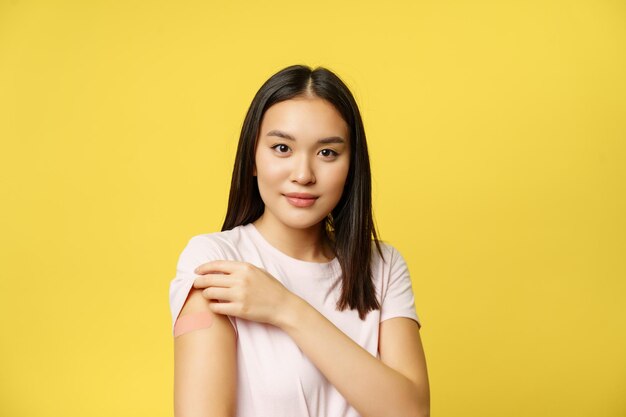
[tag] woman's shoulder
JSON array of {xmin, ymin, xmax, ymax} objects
[
  {"xmin": 369, "ymin": 239, "xmax": 412, "ymax": 284},
  {"xmin": 370, "ymin": 239, "xmax": 400, "ymax": 266},
  {"xmin": 182, "ymin": 224, "xmax": 250, "ymax": 260}
]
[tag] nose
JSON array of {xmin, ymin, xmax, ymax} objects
[{"xmin": 291, "ymin": 154, "xmax": 316, "ymax": 185}]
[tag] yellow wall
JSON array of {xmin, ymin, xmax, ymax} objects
[{"xmin": 1, "ymin": 1, "xmax": 624, "ymax": 416}]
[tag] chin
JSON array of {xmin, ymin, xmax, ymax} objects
[{"xmin": 278, "ymin": 212, "xmax": 328, "ymax": 230}]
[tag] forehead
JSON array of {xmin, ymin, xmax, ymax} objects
[{"xmin": 260, "ymin": 97, "xmax": 349, "ymax": 140}]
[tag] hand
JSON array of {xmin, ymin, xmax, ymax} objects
[{"xmin": 192, "ymin": 260, "xmax": 296, "ymax": 327}]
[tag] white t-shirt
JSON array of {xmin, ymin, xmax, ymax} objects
[{"xmin": 169, "ymin": 222, "xmax": 421, "ymax": 417}]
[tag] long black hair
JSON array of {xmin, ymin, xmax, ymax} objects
[{"xmin": 221, "ymin": 64, "xmax": 385, "ymax": 320}]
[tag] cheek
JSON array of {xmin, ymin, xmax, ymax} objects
[
  {"xmin": 255, "ymin": 152, "xmax": 285, "ymax": 183},
  {"xmin": 326, "ymin": 163, "xmax": 350, "ymax": 194}
]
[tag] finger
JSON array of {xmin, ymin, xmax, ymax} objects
[
  {"xmin": 202, "ymin": 287, "xmax": 234, "ymax": 302},
  {"xmin": 209, "ymin": 301, "xmax": 240, "ymax": 316},
  {"xmin": 193, "ymin": 274, "xmax": 234, "ymax": 289},
  {"xmin": 194, "ymin": 260, "xmax": 241, "ymax": 275}
]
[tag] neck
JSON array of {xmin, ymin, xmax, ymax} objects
[{"xmin": 252, "ymin": 214, "xmax": 335, "ymax": 263}]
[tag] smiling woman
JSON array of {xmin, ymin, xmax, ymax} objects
[
  {"xmin": 169, "ymin": 64, "xmax": 430, "ymax": 417},
  {"xmin": 253, "ymin": 97, "xmax": 351, "ymax": 239}
]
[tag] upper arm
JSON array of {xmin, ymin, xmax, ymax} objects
[
  {"xmin": 174, "ymin": 288, "xmax": 237, "ymax": 417},
  {"xmin": 379, "ymin": 317, "xmax": 430, "ymax": 412},
  {"xmin": 377, "ymin": 245, "xmax": 429, "ymax": 413}
]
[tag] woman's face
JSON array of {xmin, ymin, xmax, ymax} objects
[{"xmin": 254, "ymin": 96, "xmax": 350, "ymax": 231}]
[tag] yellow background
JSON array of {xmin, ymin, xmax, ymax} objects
[{"xmin": 1, "ymin": 0, "xmax": 625, "ymax": 416}]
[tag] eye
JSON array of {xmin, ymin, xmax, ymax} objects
[
  {"xmin": 271, "ymin": 144, "xmax": 291, "ymax": 154},
  {"xmin": 319, "ymin": 149, "xmax": 339, "ymax": 158}
]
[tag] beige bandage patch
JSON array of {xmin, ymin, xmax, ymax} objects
[{"xmin": 174, "ymin": 311, "xmax": 215, "ymax": 337}]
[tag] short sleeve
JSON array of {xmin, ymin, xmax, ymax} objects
[
  {"xmin": 380, "ymin": 246, "xmax": 422, "ymax": 329},
  {"xmin": 168, "ymin": 235, "xmax": 238, "ymax": 337}
]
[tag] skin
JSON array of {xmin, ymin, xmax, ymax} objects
[
  {"xmin": 251, "ymin": 95, "xmax": 350, "ymax": 262},
  {"xmin": 174, "ymin": 95, "xmax": 430, "ymax": 417}
]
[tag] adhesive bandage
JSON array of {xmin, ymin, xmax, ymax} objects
[{"xmin": 173, "ymin": 311, "xmax": 215, "ymax": 337}]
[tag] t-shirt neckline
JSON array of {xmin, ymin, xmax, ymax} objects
[{"xmin": 244, "ymin": 222, "xmax": 340, "ymax": 277}]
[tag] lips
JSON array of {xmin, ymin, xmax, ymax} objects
[
  {"xmin": 283, "ymin": 193, "xmax": 318, "ymax": 207},
  {"xmin": 284, "ymin": 192, "xmax": 318, "ymax": 199}
]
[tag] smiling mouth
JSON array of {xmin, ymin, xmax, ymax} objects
[{"xmin": 284, "ymin": 195, "xmax": 317, "ymax": 207}]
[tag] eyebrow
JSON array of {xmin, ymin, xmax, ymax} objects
[{"xmin": 265, "ymin": 129, "xmax": 346, "ymax": 145}]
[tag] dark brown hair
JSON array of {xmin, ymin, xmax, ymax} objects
[{"xmin": 221, "ymin": 64, "xmax": 385, "ymax": 319}]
